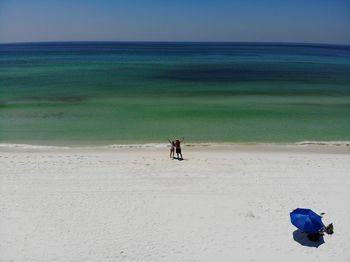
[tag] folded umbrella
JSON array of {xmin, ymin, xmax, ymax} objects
[{"xmin": 290, "ymin": 208, "xmax": 325, "ymax": 233}]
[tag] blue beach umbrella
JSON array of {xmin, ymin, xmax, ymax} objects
[{"xmin": 290, "ymin": 208, "xmax": 325, "ymax": 233}]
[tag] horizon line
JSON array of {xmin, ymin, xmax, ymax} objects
[{"xmin": 1, "ymin": 40, "xmax": 350, "ymax": 47}]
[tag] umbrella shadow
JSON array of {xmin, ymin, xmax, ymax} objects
[{"xmin": 293, "ymin": 229, "xmax": 325, "ymax": 248}]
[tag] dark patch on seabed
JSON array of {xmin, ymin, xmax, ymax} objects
[
  {"xmin": 0, "ymin": 96, "xmax": 89, "ymax": 107},
  {"xmin": 178, "ymin": 89, "xmax": 350, "ymax": 96},
  {"xmin": 157, "ymin": 64, "xmax": 350, "ymax": 83},
  {"xmin": 27, "ymin": 95, "xmax": 88, "ymax": 103}
]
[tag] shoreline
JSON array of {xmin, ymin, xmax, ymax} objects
[
  {"xmin": 1, "ymin": 141, "xmax": 349, "ymax": 156},
  {"xmin": 1, "ymin": 141, "xmax": 349, "ymax": 150}
]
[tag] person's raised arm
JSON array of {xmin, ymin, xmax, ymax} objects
[
  {"xmin": 167, "ymin": 139, "xmax": 172, "ymax": 144},
  {"xmin": 180, "ymin": 137, "xmax": 185, "ymax": 142}
]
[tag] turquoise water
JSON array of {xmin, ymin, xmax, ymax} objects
[{"xmin": 1, "ymin": 42, "xmax": 350, "ymax": 145}]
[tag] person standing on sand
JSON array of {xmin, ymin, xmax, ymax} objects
[
  {"xmin": 175, "ymin": 137, "xmax": 184, "ymax": 159},
  {"xmin": 167, "ymin": 139, "xmax": 175, "ymax": 158}
]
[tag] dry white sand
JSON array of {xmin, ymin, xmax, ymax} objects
[{"xmin": 1, "ymin": 144, "xmax": 349, "ymax": 262}]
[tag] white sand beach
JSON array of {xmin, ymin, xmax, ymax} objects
[{"xmin": 0, "ymin": 144, "xmax": 349, "ymax": 262}]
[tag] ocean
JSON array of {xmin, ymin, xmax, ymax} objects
[{"xmin": 1, "ymin": 42, "xmax": 349, "ymax": 145}]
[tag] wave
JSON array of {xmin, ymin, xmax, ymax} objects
[
  {"xmin": 0, "ymin": 143, "xmax": 71, "ymax": 150},
  {"xmin": 296, "ymin": 141, "xmax": 350, "ymax": 146}
]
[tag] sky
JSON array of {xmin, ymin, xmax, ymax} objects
[{"xmin": 0, "ymin": 0, "xmax": 350, "ymax": 45}]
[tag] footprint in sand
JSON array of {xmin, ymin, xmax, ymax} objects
[{"xmin": 245, "ymin": 211, "xmax": 259, "ymax": 219}]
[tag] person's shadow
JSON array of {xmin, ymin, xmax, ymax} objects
[
  {"xmin": 292, "ymin": 229, "xmax": 325, "ymax": 248},
  {"xmin": 173, "ymin": 157, "xmax": 185, "ymax": 161}
]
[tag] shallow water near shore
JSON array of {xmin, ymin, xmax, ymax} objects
[{"xmin": 1, "ymin": 42, "xmax": 350, "ymax": 145}]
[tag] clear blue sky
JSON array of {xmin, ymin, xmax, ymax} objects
[{"xmin": 1, "ymin": 0, "xmax": 349, "ymax": 44}]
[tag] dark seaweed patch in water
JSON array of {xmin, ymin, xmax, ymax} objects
[
  {"xmin": 28, "ymin": 112, "xmax": 93, "ymax": 119},
  {"xmin": 158, "ymin": 65, "xmax": 350, "ymax": 83},
  {"xmin": 182, "ymin": 89, "xmax": 350, "ymax": 96},
  {"xmin": 0, "ymin": 96, "xmax": 89, "ymax": 107},
  {"xmin": 27, "ymin": 95, "xmax": 88, "ymax": 103}
]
